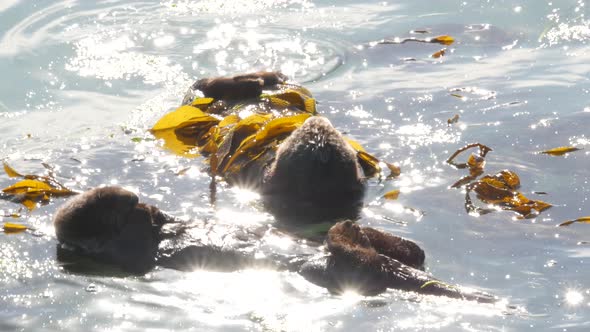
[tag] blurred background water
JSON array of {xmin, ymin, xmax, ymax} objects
[{"xmin": 1, "ymin": 0, "xmax": 590, "ymax": 331}]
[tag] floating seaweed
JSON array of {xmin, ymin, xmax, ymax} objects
[
  {"xmin": 446, "ymin": 144, "xmax": 551, "ymax": 219},
  {"xmin": 540, "ymin": 146, "xmax": 582, "ymax": 156},
  {"xmin": 151, "ymin": 84, "xmax": 396, "ymax": 183},
  {"xmin": 1, "ymin": 162, "xmax": 77, "ymax": 210}
]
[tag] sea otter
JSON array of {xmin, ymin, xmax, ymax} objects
[
  {"xmin": 182, "ymin": 71, "xmax": 289, "ymax": 104},
  {"xmin": 161, "ymin": 71, "xmax": 368, "ymax": 222},
  {"xmin": 53, "ymin": 186, "xmax": 167, "ymax": 274},
  {"xmin": 299, "ymin": 221, "xmax": 484, "ymax": 299},
  {"xmin": 53, "ymin": 186, "xmax": 495, "ymax": 302},
  {"xmin": 262, "ymin": 116, "xmax": 366, "ymax": 222}
]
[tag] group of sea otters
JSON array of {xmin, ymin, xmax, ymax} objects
[{"xmin": 53, "ymin": 71, "xmax": 496, "ymax": 303}]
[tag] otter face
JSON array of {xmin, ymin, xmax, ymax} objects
[
  {"xmin": 262, "ymin": 117, "xmax": 366, "ymax": 222},
  {"xmin": 327, "ymin": 221, "xmax": 372, "ymax": 251},
  {"xmin": 54, "ymin": 186, "xmax": 166, "ymax": 274}
]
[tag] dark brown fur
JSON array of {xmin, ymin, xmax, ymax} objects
[
  {"xmin": 54, "ymin": 187, "xmax": 170, "ymax": 274},
  {"xmin": 262, "ymin": 117, "xmax": 366, "ymax": 222},
  {"xmin": 326, "ymin": 221, "xmax": 424, "ymax": 269},
  {"xmin": 192, "ymin": 71, "xmax": 287, "ymax": 101},
  {"xmin": 182, "ymin": 72, "xmax": 367, "ymax": 222},
  {"xmin": 54, "ymin": 188, "xmax": 496, "ymax": 302},
  {"xmin": 298, "ymin": 221, "xmax": 494, "ymax": 301}
]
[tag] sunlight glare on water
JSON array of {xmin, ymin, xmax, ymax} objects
[
  {"xmin": 2, "ymin": 0, "xmax": 590, "ymax": 331},
  {"xmin": 564, "ymin": 289, "xmax": 585, "ymax": 306}
]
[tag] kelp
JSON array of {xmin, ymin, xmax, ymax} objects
[
  {"xmin": 262, "ymin": 89, "xmax": 317, "ymax": 115},
  {"xmin": 432, "ymin": 48, "xmax": 446, "ymax": 58},
  {"xmin": 447, "ymin": 143, "xmax": 492, "ymax": 188},
  {"xmin": 385, "ymin": 162, "xmax": 401, "ymax": 178},
  {"xmin": 346, "ymin": 138, "xmax": 399, "ymax": 179},
  {"xmin": 465, "ymin": 171, "xmax": 551, "ymax": 218},
  {"xmin": 3, "ymin": 222, "xmax": 28, "ymax": 234},
  {"xmin": 150, "ymin": 102, "xmax": 221, "ymax": 157},
  {"xmin": 1, "ymin": 162, "xmax": 77, "ymax": 210},
  {"xmin": 151, "ymin": 84, "xmax": 394, "ymax": 183},
  {"xmin": 383, "ymin": 189, "xmax": 400, "ymax": 200},
  {"xmin": 378, "ymin": 35, "xmax": 455, "ymax": 46},
  {"xmin": 540, "ymin": 146, "xmax": 582, "ymax": 156},
  {"xmin": 447, "ymin": 114, "xmax": 460, "ymax": 125},
  {"xmin": 446, "ymin": 144, "xmax": 551, "ymax": 218},
  {"xmin": 219, "ymin": 113, "xmax": 312, "ymax": 177},
  {"xmin": 559, "ymin": 217, "xmax": 590, "ymax": 227}
]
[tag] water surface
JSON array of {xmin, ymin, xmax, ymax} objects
[{"xmin": 1, "ymin": 0, "xmax": 590, "ymax": 331}]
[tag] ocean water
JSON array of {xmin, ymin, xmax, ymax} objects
[{"xmin": 1, "ymin": 0, "xmax": 590, "ymax": 331}]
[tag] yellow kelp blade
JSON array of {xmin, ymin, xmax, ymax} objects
[
  {"xmin": 151, "ymin": 105, "xmax": 219, "ymax": 132},
  {"xmin": 304, "ymin": 98, "xmax": 317, "ymax": 114},
  {"xmin": 263, "ymin": 88, "xmax": 316, "ymax": 114},
  {"xmin": 431, "ymin": 48, "xmax": 446, "ymax": 58},
  {"xmin": 267, "ymin": 90, "xmax": 307, "ymax": 109},
  {"xmin": 469, "ymin": 179, "xmax": 552, "ymax": 218},
  {"xmin": 559, "ymin": 216, "xmax": 590, "ymax": 227},
  {"xmin": 357, "ymin": 151, "xmax": 381, "ymax": 178},
  {"xmin": 232, "ymin": 113, "xmax": 274, "ymax": 136},
  {"xmin": 214, "ymin": 113, "xmax": 275, "ymax": 168},
  {"xmin": 253, "ymin": 113, "xmax": 311, "ymax": 144},
  {"xmin": 383, "ymin": 189, "xmax": 400, "ymax": 200},
  {"xmin": 2, "ymin": 178, "xmax": 76, "ymax": 211},
  {"xmin": 21, "ymin": 198, "xmax": 40, "ymax": 210},
  {"xmin": 221, "ymin": 113, "xmax": 311, "ymax": 174},
  {"xmin": 278, "ymin": 83, "xmax": 313, "ymax": 98},
  {"xmin": 190, "ymin": 97, "xmax": 215, "ymax": 108},
  {"xmin": 151, "ymin": 129, "xmax": 201, "ymax": 158},
  {"xmin": 218, "ymin": 114, "xmax": 240, "ymax": 127},
  {"xmin": 345, "ymin": 138, "xmax": 384, "ymax": 178},
  {"xmin": 3, "ymin": 179, "xmax": 52, "ymax": 195},
  {"xmin": 3, "ymin": 179, "xmax": 75, "ymax": 197},
  {"xmin": 479, "ymin": 170, "xmax": 520, "ymax": 190},
  {"xmin": 3, "ymin": 162, "xmax": 23, "ymax": 178},
  {"xmin": 430, "ymin": 35, "xmax": 455, "ymax": 45},
  {"xmin": 385, "ymin": 162, "xmax": 401, "ymax": 178},
  {"xmin": 3, "ymin": 222, "xmax": 28, "ymax": 234},
  {"xmin": 345, "ymin": 138, "xmax": 366, "ymax": 152},
  {"xmin": 540, "ymin": 146, "xmax": 581, "ymax": 156},
  {"xmin": 420, "ymin": 280, "xmax": 455, "ymax": 290}
]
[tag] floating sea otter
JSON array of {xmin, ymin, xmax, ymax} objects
[
  {"xmin": 151, "ymin": 71, "xmax": 387, "ymax": 222},
  {"xmin": 54, "ymin": 186, "xmax": 495, "ymax": 302}
]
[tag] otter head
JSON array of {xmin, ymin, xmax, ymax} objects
[
  {"xmin": 54, "ymin": 186, "xmax": 169, "ymax": 274},
  {"xmin": 262, "ymin": 117, "xmax": 366, "ymax": 223},
  {"xmin": 327, "ymin": 221, "xmax": 372, "ymax": 251}
]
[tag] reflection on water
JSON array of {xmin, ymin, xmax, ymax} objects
[{"xmin": 1, "ymin": 0, "xmax": 590, "ymax": 331}]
